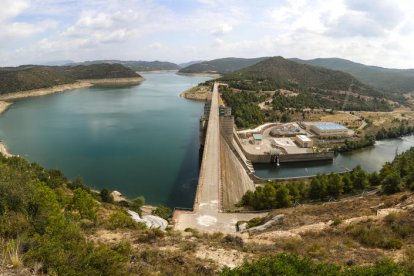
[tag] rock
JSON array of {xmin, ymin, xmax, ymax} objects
[
  {"xmin": 111, "ymin": 191, "xmax": 127, "ymax": 202},
  {"xmin": 246, "ymin": 214, "xmax": 284, "ymax": 233},
  {"xmin": 238, "ymin": 223, "xmax": 248, "ymax": 232},
  {"xmin": 127, "ymin": 210, "xmax": 168, "ymax": 231}
]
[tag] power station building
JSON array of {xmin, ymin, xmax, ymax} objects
[
  {"xmin": 295, "ymin": 135, "xmax": 313, "ymax": 148},
  {"xmin": 310, "ymin": 122, "xmax": 350, "ymax": 137}
]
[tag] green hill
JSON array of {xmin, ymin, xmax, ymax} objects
[
  {"xmin": 59, "ymin": 63, "xmax": 140, "ymax": 80},
  {"xmin": 178, "ymin": 57, "xmax": 269, "ymax": 74},
  {"xmin": 222, "ymin": 56, "xmax": 382, "ymax": 96},
  {"xmin": 0, "ymin": 64, "xmax": 142, "ymax": 94},
  {"xmin": 220, "ymin": 56, "xmax": 393, "ymax": 115},
  {"xmin": 70, "ymin": 60, "xmax": 180, "ymax": 71},
  {"xmin": 0, "ymin": 66, "xmax": 74, "ymax": 94},
  {"xmin": 291, "ymin": 58, "xmax": 414, "ymax": 94}
]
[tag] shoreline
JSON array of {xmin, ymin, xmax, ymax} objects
[
  {"xmin": 176, "ymin": 72, "xmax": 221, "ymax": 78},
  {"xmin": 179, "ymin": 91, "xmax": 210, "ymax": 101},
  {"xmin": 0, "ymin": 77, "xmax": 144, "ymax": 157},
  {"xmin": 0, "ymin": 142, "xmax": 13, "ymax": 158},
  {"xmin": 0, "ymin": 77, "xmax": 144, "ymax": 102}
]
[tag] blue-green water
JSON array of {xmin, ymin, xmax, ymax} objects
[
  {"xmin": 0, "ymin": 72, "xmax": 210, "ymax": 207},
  {"xmin": 1, "ymin": 71, "xmax": 413, "ymax": 207}
]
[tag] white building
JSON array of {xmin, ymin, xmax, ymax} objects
[{"xmin": 295, "ymin": 135, "xmax": 313, "ymax": 148}]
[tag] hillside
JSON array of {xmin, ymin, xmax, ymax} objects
[
  {"xmin": 217, "ymin": 57, "xmax": 395, "ymax": 128},
  {"xmin": 222, "ymin": 56, "xmax": 383, "ymax": 96},
  {"xmin": 70, "ymin": 60, "xmax": 180, "ymax": 71},
  {"xmin": 1, "ymin": 152, "xmax": 413, "ymax": 274},
  {"xmin": 178, "ymin": 57, "xmax": 269, "ymax": 74},
  {"xmin": 179, "ymin": 60, "xmax": 205, "ymax": 68},
  {"xmin": 0, "ymin": 64, "xmax": 142, "ymax": 94},
  {"xmin": 0, "ymin": 66, "xmax": 74, "ymax": 94},
  {"xmin": 291, "ymin": 57, "xmax": 414, "ymax": 94},
  {"xmin": 59, "ymin": 63, "xmax": 141, "ymax": 80}
]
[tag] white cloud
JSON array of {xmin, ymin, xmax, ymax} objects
[
  {"xmin": 1, "ymin": 0, "xmax": 414, "ymax": 68},
  {"xmin": 210, "ymin": 23, "xmax": 233, "ymax": 36}
]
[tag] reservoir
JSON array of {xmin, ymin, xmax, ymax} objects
[
  {"xmin": 254, "ymin": 135, "xmax": 414, "ymax": 179},
  {"xmin": 0, "ymin": 72, "xmax": 210, "ymax": 208},
  {"xmin": 0, "ymin": 72, "xmax": 413, "ymax": 207}
]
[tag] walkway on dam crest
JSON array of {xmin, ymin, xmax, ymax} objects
[{"xmin": 174, "ymin": 83, "xmax": 265, "ymax": 233}]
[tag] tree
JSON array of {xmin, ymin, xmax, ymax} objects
[
  {"xmin": 100, "ymin": 188, "xmax": 114, "ymax": 203},
  {"xmin": 342, "ymin": 174, "xmax": 353, "ymax": 193},
  {"xmin": 369, "ymin": 171, "xmax": 381, "ymax": 187},
  {"xmin": 275, "ymin": 186, "xmax": 293, "ymax": 208},
  {"xmin": 309, "ymin": 178, "xmax": 324, "ymax": 200},
  {"xmin": 72, "ymin": 188, "xmax": 99, "ymax": 221},
  {"xmin": 281, "ymin": 112, "xmax": 291, "ymax": 123},
  {"xmin": 287, "ymin": 183, "xmax": 301, "ymax": 202},
  {"xmin": 381, "ymin": 173, "xmax": 403, "ymax": 195},
  {"xmin": 351, "ymin": 167, "xmax": 369, "ymax": 191},
  {"xmin": 327, "ymin": 173, "xmax": 343, "ymax": 199},
  {"xmin": 68, "ymin": 176, "xmax": 89, "ymax": 191}
]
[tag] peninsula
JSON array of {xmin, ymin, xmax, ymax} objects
[{"xmin": 0, "ymin": 63, "xmax": 144, "ymax": 113}]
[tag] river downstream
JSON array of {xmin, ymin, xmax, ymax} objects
[{"xmin": 254, "ymin": 135, "xmax": 414, "ymax": 179}]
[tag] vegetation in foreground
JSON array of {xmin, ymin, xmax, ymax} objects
[
  {"xmin": 240, "ymin": 147, "xmax": 414, "ymax": 210},
  {"xmin": 222, "ymin": 252, "xmax": 412, "ymax": 275},
  {"xmin": 0, "ymin": 152, "xmax": 414, "ymax": 274}
]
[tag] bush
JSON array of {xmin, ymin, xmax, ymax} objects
[
  {"xmin": 221, "ymin": 253, "xmax": 410, "ymax": 275},
  {"xmin": 71, "ymin": 188, "xmax": 99, "ymax": 221},
  {"xmin": 347, "ymin": 223, "xmax": 403, "ymax": 249},
  {"xmin": 151, "ymin": 205, "xmax": 172, "ymax": 220},
  {"xmin": 381, "ymin": 173, "xmax": 403, "ymax": 195},
  {"xmin": 107, "ymin": 211, "xmax": 141, "ymax": 230},
  {"xmin": 68, "ymin": 176, "xmax": 89, "ymax": 191},
  {"xmin": 130, "ymin": 196, "xmax": 145, "ymax": 214},
  {"xmin": 100, "ymin": 188, "xmax": 114, "ymax": 203}
]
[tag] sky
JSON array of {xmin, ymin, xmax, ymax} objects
[{"xmin": 1, "ymin": 0, "xmax": 413, "ymax": 68}]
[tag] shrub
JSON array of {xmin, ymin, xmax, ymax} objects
[
  {"xmin": 130, "ymin": 196, "xmax": 145, "ymax": 214},
  {"xmin": 347, "ymin": 223, "xmax": 403, "ymax": 249},
  {"xmin": 381, "ymin": 173, "xmax": 403, "ymax": 195},
  {"xmin": 152, "ymin": 205, "xmax": 172, "ymax": 220},
  {"xmin": 107, "ymin": 211, "xmax": 139, "ymax": 230},
  {"xmin": 100, "ymin": 188, "xmax": 114, "ymax": 203},
  {"xmin": 221, "ymin": 253, "xmax": 410, "ymax": 275},
  {"xmin": 331, "ymin": 217, "xmax": 342, "ymax": 226},
  {"xmin": 71, "ymin": 188, "xmax": 99, "ymax": 221},
  {"xmin": 68, "ymin": 176, "xmax": 89, "ymax": 191}
]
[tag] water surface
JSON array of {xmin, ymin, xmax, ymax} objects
[
  {"xmin": 0, "ymin": 72, "xmax": 210, "ymax": 207},
  {"xmin": 254, "ymin": 135, "xmax": 414, "ymax": 179}
]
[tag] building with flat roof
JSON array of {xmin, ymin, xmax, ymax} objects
[
  {"xmin": 252, "ymin": 134, "xmax": 263, "ymax": 145},
  {"xmin": 310, "ymin": 122, "xmax": 350, "ymax": 137},
  {"xmin": 295, "ymin": 135, "xmax": 313, "ymax": 148}
]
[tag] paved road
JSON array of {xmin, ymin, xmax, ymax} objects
[{"xmin": 174, "ymin": 83, "xmax": 265, "ymax": 233}]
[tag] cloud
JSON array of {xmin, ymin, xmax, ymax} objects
[
  {"xmin": 345, "ymin": 0, "xmax": 403, "ymax": 28},
  {"xmin": 325, "ymin": 11, "xmax": 385, "ymax": 37},
  {"xmin": 147, "ymin": 42, "xmax": 163, "ymax": 50},
  {"xmin": 210, "ymin": 23, "xmax": 233, "ymax": 36},
  {"xmin": 1, "ymin": 0, "xmax": 414, "ymax": 68}
]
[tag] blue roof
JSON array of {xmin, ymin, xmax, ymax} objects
[{"xmin": 314, "ymin": 123, "xmax": 347, "ymax": 131}]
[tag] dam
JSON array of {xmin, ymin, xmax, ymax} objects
[{"xmin": 174, "ymin": 83, "xmax": 265, "ymax": 233}]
